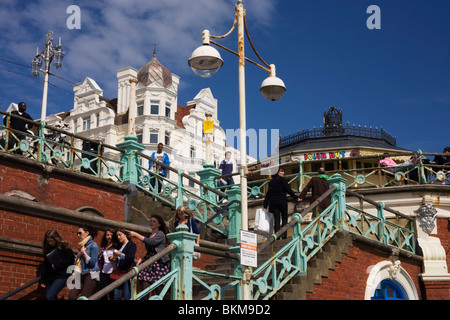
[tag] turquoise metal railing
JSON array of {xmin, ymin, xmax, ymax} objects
[
  {"xmin": 345, "ymin": 189, "xmax": 415, "ymax": 253},
  {"xmin": 232, "ymin": 150, "xmax": 449, "ymax": 201},
  {"xmin": 132, "ymin": 152, "xmax": 235, "ymax": 239},
  {"xmin": 0, "ymin": 115, "xmax": 423, "ymax": 300},
  {"xmin": 245, "ymin": 174, "xmax": 416, "ymax": 300},
  {"xmin": 1, "ymin": 111, "xmax": 124, "ymax": 181}
]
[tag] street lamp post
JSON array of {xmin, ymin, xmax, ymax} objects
[
  {"xmin": 31, "ymin": 30, "xmax": 65, "ymax": 122},
  {"xmin": 188, "ymin": 0, "xmax": 285, "ymax": 300}
]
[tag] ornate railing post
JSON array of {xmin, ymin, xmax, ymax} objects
[
  {"xmin": 167, "ymin": 225, "xmax": 198, "ymax": 300},
  {"xmin": 417, "ymin": 149, "xmax": 427, "ymax": 184},
  {"xmin": 298, "ymin": 159, "xmax": 304, "ymax": 192},
  {"xmin": 226, "ymin": 186, "xmax": 243, "ymax": 299},
  {"xmin": 38, "ymin": 121, "xmax": 47, "ymax": 163},
  {"xmin": 377, "ymin": 201, "xmax": 386, "ymax": 244},
  {"xmin": 196, "ymin": 163, "xmax": 220, "ymax": 206},
  {"xmin": 226, "ymin": 185, "xmax": 242, "ymax": 243},
  {"xmin": 292, "ymin": 213, "xmax": 307, "ymax": 274},
  {"xmin": 176, "ymin": 169, "xmax": 184, "ymax": 209},
  {"xmin": 329, "ymin": 173, "xmax": 348, "ymax": 231},
  {"xmin": 230, "ymin": 245, "xmax": 243, "ymax": 300},
  {"xmin": 116, "ymin": 135, "xmax": 145, "ymax": 184}
]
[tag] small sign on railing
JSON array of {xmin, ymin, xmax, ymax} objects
[{"xmin": 240, "ymin": 230, "xmax": 257, "ymax": 267}]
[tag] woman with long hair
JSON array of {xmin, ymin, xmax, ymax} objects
[
  {"xmin": 174, "ymin": 206, "xmax": 200, "ymax": 245},
  {"xmin": 68, "ymin": 225, "xmax": 100, "ymax": 300},
  {"xmin": 98, "ymin": 229, "xmax": 117, "ymax": 300},
  {"xmin": 128, "ymin": 215, "xmax": 170, "ymax": 298},
  {"xmin": 111, "ymin": 229, "xmax": 136, "ymax": 300},
  {"xmin": 40, "ymin": 228, "xmax": 74, "ymax": 300}
]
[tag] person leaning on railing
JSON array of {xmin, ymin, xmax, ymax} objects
[
  {"xmin": 432, "ymin": 147, "xmax": 450, "ymax": 166},
  {"xmin": 128, "ymin": 215, "xmax": 170, "ymax": 299},
  {"xmin": 3, "ymin": 102, "xmax": 33, "ymax": 155}
]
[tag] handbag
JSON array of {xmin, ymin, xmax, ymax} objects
[
  {"xmin": 110, "ymin": 268, "xmax": 128, "ymax": 280},
  {"xmin": 193, "ymin": 244, "xmax": 201, "ymax": 261},
  {"xmin": 254, "ymin": 208, "xmax": 274, "ymax": 234}
]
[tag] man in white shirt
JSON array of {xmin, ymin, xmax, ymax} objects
[{"xmin": 149, "ymin": 143, "xmax": 170, "ymax": 193}]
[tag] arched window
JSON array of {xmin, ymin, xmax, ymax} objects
[
  {"xmin": 371, "ymin": 279, "xmax": 405, "ymax": 300},
  {"xmin": 365, "ymin": 260, "xmax": 418, "ymax": 300}
]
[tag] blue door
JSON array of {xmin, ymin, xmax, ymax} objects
[{"xmin": 371, "ymin": 279, "xmax": 406, "ymax": 300}]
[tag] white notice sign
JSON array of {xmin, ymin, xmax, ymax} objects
[{"xmin": 240, "ymin": 230, "xmax": 257, "ymax": 267}]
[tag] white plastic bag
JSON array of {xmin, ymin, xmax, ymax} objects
[
  {"xmin": 254, "ymin": 208, "xmax": 274, "ymax": 234},
  {"xmin": 193, "ymin": 244, "xmax": 201, "ymax": 260}
]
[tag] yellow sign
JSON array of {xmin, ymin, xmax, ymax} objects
[{"xmin": 203, "ymin": 120, "xmax": 214, "ymax": 134}]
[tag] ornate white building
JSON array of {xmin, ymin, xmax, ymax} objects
[{"xmin": 44, "ymin": 52, "xmax": 254, "ymax": 185}]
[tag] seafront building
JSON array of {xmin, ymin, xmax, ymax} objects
[{"xmin": 28, "ymin": 51, "xmax": 254, "ymax": 186}]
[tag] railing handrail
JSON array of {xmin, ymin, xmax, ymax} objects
[
  {"xmin": 136, "ymin": 151, "xmax": 228, "ymax": 199},
  {"xmin": 279, "ymin": 124, "xmax": 397, "ymax": 147},
  {"xmin": 345, "ymin": 189, "xmax": 414, "ymax": 221},
  {"xmin": 1, "ymin": 110, "xmax": 125, "ymax": 154},
  {"xmin": 258, "ymin": 185, "xmax": 337, "ymax": 253},
  {"xmin": 0, "ymin": 276, "xmax": 41, "ymax": 300}
]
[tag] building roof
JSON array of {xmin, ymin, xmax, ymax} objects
[
  {"xmin": 280, "ymin": 135, "xmax": 409, "ymax": 152},
  {"xmin": 137, "ymin": 50, "xmax": 172, "ymax": 88},
  {"xmin": 279, "ymin": 107, "xmax": 410, "ymax": 153}
]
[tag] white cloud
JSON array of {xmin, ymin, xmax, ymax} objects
[{"xmin": 0, "ymin": 0, "xmax": 277, "ymax": 101}]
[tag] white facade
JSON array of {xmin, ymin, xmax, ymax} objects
[{"xmin": 45, "ymin": 53, "xmax": 255, "ymax": 187}]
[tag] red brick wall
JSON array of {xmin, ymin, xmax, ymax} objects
[
  {"xmin": 305, "ymin": 241, "xmax": 423, "ymax": 300},
  {"xmin": 422, "ymin": 282, "xmax": 450, "ymax": 300},
  {"xmin": 436, "ymin": 218, "xmax": 450, "ymax": 269},
  {"xmin": 194, "ymin": 253, "xmax": 216, "ymax": 270},
  {"xmin": 420, "ymin": 218, "xmax": 450, "ymax": 300},
  {"xmin": 0, "ymin": 162, "xmax": 130, "ymax": 299},
  {"xmin": 0, "ymin": 164, "xmax": 126, "ymax": 220}
]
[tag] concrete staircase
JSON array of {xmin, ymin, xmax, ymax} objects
[
  {"xmin": 273, "ymin": 231, "xmax": 353, "ymax": 300},
  {"xmin": 192, "ymin": 231, "xmax": 353, "ymax": 300}
]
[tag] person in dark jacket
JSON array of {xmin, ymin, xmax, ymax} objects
[
  {"xmin": 40, "ymin": 229, "xmax": 75, "ymax": 300},
  {"xmin": 111, "ymin": 229, "xmax": 136, "ymax": 300},
  {"xmin": 3, "ymin": 102, "xmax": 34, "ymax": 155},
  {"xmin": 298, "ymin": 167, "xmax": 331, "ymax": 217},
  {"xmin": 432, "ymin": 147, "xmax": 450, "ymax": 165},
  {"xmin": 263, "ymin": 167, "xmax": 301, "ymax": 239}
]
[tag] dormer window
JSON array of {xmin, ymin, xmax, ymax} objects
[
  {"xmin": 150, "ymin": 100, "xmax": 159, "ymax": 115},
  {"xmin": 137, "ymin": 102, "xmax": 144, "ymax": 116},
  {"xmin": 150, "ymin": 129, "xmax": 158, "ymax": 144},
  {"xmin": 165, "ymin": 103, "xmax": 171, "ymax": 118},
  {"xmin": 82, "ymin": 117, "xmax": 91, "ymax": 131}
]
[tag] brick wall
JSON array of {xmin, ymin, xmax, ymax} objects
[
  {"xmin": 420, "ymin": 218, "xmax": 450, "ymax": 300},
  {"xmin": 0, "ymin": 159, "xmax": 130, "ymax": 299},
  {"xmin": 0, "ymin": 163, "xmax": 126, "ymax": 220},
  {"xmin": 305, "ymin": 241, "xmax": 423, "ymax": 300},
  {"xmin": 437, "ymin": 218, "xmax": 450, "ymax": 269},
  {"xmin": 194, "ymin": 253, "xmax": 216, "ymax": 270}
]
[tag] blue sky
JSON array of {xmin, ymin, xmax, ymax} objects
[{"xmin": 0, "ymin": 0, "xmax": 449, "ymax": 155}]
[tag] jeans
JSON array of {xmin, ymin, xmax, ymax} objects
[
  {"xmin": 113, "ymin": 280, "xmax": 131, "ymax": 300},
  {"xmin": 45, "ymin": 277, "xmax": 68, "ymax": 300},
  {"xmin": 269, "ymin": 200, "xmax": 288, "ymax": 239}
]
